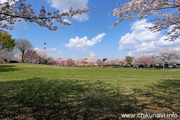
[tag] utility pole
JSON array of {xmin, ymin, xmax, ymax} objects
[{"xmin": 44, "ymin": 42, "xmax": 46, "ymax": 53}]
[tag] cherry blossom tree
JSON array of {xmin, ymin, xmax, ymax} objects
[
  {"xmin": 53, "ymin": 59, "xmax": 72, "ymax": 66},
  {"xmin": 81, "ymin": 60, "xmax": 88, "ymax": 66},
  {"xmin": 104, "ymin": 60, "xmax": 111, "ymax": 66},
  {"xmin": 139, "ymin": 55, "xmax": 151, "ymax": 67},
  {"xmin": 36, "ymin": 50, "xmax": 46, "ymax": 63},
  {"xmin": 74, "ymin": 60, "xmax": 82, "ymax": 66},
  {"xmin": 0, "ymin": 57, "xmax": 3, "ymax": 63},
  {"xmin": 87, "ymin": 61, "xmax": 95, "ymax": 66},
  {"xmin": 53, "ymin": 60, "xmax": 63, "ymax": 66},
  {"xmin": 35, "ymin": 50, "xmax": 54, "ymax": 64},
  {"xmin": 53, "ymin": 59, "xmax": 95, "ymax": 67},
  {"xmin": 132, "ymin": 55, "xmax": 151, "ymax": 68},
  {"xmin": 74, "ymin": 60, "xmax": 85, "ymax": 66},
  {"xmin": 45, "ymin": 55, "xmax": 54, "ymax": 65},
  {"xmin": 102, "ymin": 59, "xmax": 127, "ymax": 68},
  {"xmin": 24, "ymin": 50, "xmax": 38, "ymax": 63},
  {"xmin": 0, "ymin": 48, "xmax": 14, "ymax": 62},
  {"xmin": 149, "ymin": 54, "xmax": 162, "ymax": 69},
  {"xmin": 117, "ymin": 58, "xmax": 127, "ymax": 67},
  {"xmin": 96, "ymin": 59, "xmax": 103, "ymax": 66},
  {"xmin": 0, "ymin": 0, "xmax": 90, "ymax": 30},
  {"xmin": 132, "ymin": 57, "xmax": 140, "ymax": 66},
  {"xmin": 158, "ymin": 49, "xmax": 180, "ymax": 65},
  {"xmin": 105, "ymin": 60, "xmax": 119, "ymax": 66},
  {"xmin": 111, "ymin": 0, "xmax": 180, "ymax": 41}
]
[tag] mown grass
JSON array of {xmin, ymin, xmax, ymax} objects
[{"xmin": 0, "ymin": 63, "xmax": 180, "ymax": 119}]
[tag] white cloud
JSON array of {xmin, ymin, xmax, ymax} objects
[
  {"xmin": 89, "ymin": 52, "xmax": 95, "ymax": 57},
  {"xmin": 49, "ymin": 0, "xmax": 89, "ymax": 21},
  {"xmin": 119, "ymin": 19, "xmax": 180, "ymax": 56},
  {"xmin": 63, "ymin": 19, "xmax": 72, "ymax": 24},
  {"xmin": 119, "ymin": 33, "xmax": 137, "ymax": 45},
  {"xmin": 34, "ymin": 48, "xmax": 56, "ymax": 51},
  {"xmin": 47, "ymin": 48, "xmax": 56, "ymax": 51},
  {"xmin": 0, "ymin": 0, "xmax": 17, "ymax": 4},
  {"xmin": 65, "ymin": 33, "xmax": 106, "ymax": 50},
  {"xmin": 128, "ymin": 42, "xmax": 159, "ymax": 56},
  {"xmin": 119, "ymin": 45, "xmax": 135, "ymax": 51},
  {"xmin": 34, "ymin": 48, "xmax": 41, "ymax": 50},
  {"xmin": 58, "ymin": 51, "xmax": 62, "ymax": 55},
  {"xmin": 155, "ymin": 36, "xmax": 180, "ymax": 47},
  {"xmin": 0, "ymin": 0, "xmax": 8, "ymax": 3}
]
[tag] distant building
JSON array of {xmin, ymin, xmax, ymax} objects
[{"xmin": 82, "ymin": 57, "xmax": 94, "ymax": 62}]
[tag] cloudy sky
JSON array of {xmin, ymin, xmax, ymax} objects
[{"xmin": 5, "ymin": 0, "xmax": 180, "ymax": 60}]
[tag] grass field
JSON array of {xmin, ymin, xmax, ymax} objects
[{"xmin": 0, "ymin": 63, "xmax": 180, "ymax": 119}]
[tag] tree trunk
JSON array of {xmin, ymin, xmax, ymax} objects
[
  {"xmin": 152, "ymin": 64, "xmax": 155, "ymax": 69},
  {"xmin": 22, "ymin": 51, "xmax": 24, "ymax": 63}
]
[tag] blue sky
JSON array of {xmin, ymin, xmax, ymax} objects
[{"xmin": 5, "ymin": 0, "xmax": 180, "ymax": 60}]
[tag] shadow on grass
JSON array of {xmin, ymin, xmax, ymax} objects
[
  {"xmin": 0, "ymin": 78, "xmax": 139, "ymax": 120},
  {"xmin": 0, "ymin": 78, "xmax": 179, "ymax": 119},
  {"xmin": 133, "ymin": 79, "xmax": 180, "ymax": 115},
  {"xmin": 0, "ymin": 64, "xmax": 20, "ymax": 72}
]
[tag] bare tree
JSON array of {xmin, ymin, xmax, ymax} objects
[
  {"xmin": 125, "ymin": 56, "xmax": 134, "ymax": 67},
  {"xmin": 15, "ymin": 39, "xmax": 33, "ymax": 63},
  {"xmin": 0, "ymin": 0, "xmax": 90, "ymax": 30},
  {"xmin": 111, "ymin": 0, "xmax": 180, "ymax": 41}
]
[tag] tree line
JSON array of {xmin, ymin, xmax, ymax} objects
[
  {"xmin": 0, "ymin": 31, "xmax": 53, "ymax": 64},
  {"xmin": 1, "ymin": 31, "xmax": 180, "ymax": 69}
]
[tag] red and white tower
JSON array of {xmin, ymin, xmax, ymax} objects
[{"xmin": 44, "ymin": 42, "xmax": 46, "ymax": 52}]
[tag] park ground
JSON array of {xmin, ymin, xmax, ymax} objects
[{"xmin": 0, "ymin": 63, "xmax": 180, "ymax": 119}]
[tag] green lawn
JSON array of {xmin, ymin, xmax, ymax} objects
[{"xmin": 0, "ymin": 63, "xmax": 180, "ymax": 119}]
